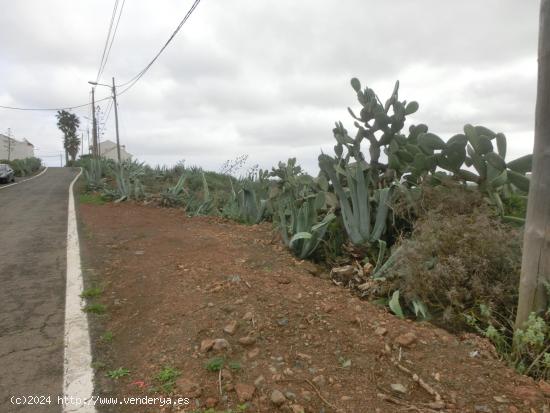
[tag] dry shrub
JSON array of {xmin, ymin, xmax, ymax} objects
[{"xmin": 389, "ymin": 188, "xmax": 522, "ymax": 330}]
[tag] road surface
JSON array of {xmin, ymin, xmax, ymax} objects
[{"xmin": 0, "ymin": 167, "xmax": 79, "ymax": 412}]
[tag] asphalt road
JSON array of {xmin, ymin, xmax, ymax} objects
[{"xmin": 0, "ymin": 167, "xmax": 79, "ymax": 413}]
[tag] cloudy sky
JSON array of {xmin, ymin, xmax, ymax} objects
[{"xmin": 0, "ymin": 1, "xmax": 540, "ymax": 172}]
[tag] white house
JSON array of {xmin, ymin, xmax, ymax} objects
[
  {"xmin": 94, "ymin": 139, "xmax": 133, "ymax": 162},
  {"xmin": 0, "ymin": 134, "xmax": 35, "ymax": 160}
]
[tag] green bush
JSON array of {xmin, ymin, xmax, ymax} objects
[
  {"xmin": 386, "ymin": 198, "xmax": 522, "ymax": 329},
  {"xmin": 0, "ymin": 157, "xmax": 42, "ymax": 177}
]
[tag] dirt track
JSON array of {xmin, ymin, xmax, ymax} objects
[{"xmin": 79, "ymin": 202, "xmax": 549, "ymax": 413}]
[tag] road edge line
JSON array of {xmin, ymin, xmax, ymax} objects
[
  {"xmin": 0, "ymin": 166, "xmax": 49, "ymax": 190},
  {"xmin": 63, "ymin": 168, "xmax": 97, "ymax": 413}
]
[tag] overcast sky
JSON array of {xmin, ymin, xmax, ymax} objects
[{"xmin": 0, "ymin": 1, "xmax": 540, "ymax": 172}]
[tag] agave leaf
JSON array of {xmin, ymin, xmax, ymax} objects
[
  {"xmin": 502, "ymin": 215, "xmax": 526, "ymax": 225},
  {"xmin": 507, "ymin": 169, "xmax": 530, "ymax": 192},
  {"xmin": 389, "ymin": 290, "xmax": 404, "ymax": 319},
  {"xmin": 412, "ymin": 299, "xmax": 430, "ymax": 319},
  {"xmin": 289, "ymin": 232, "xmax": 313, "ymax": 247},
  {"xmin": 370, "ymin": 187, "xmax": 393, "ymax": 241},
  {"xmin": 489, "ymin": 168, "xmax": 507, "ymax": 189},
  {"xmin": 373, "ymin": 240, "xmax": 387, "ymax": 274}
]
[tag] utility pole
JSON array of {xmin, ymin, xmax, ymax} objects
[
  {"xmin": 112, "ymin": 77, "xmax": 121, "ymax": 163},
  {"xmin": 91, "ymin": 88, "xmax": 98, "ymax": 158},
  {"xmin": 7, "ymin": 128, "xmax": 11, "ymax": 161},
  {"xmin": 88, "ymin": 78, "xmax": 122, "ymax": 162},
  {"xmin": 515, "ymin": 0, "xmax": 550, "ymax": 328}
]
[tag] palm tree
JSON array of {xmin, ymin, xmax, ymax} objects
[
  {"xmin": 515, "ymin": 0, "xmax": 550, "ymax": 328},
  {"xmin": 56, "ymin": 110, "xmax": 81, "ymax": 164}
]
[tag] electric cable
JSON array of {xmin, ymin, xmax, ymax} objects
[
  {"xmin": 116, "ymin": 0, "xmax": 201, "ymax": 95},
  {"xmin": 96, "ymin": 0, "xmax": 120, "ymax": 82}
]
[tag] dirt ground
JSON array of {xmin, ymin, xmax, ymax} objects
[{"xmin": 78, "ymin": 202, "xmax": 550, "ymax": 413}]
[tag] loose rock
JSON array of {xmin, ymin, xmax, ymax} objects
[
  {"xmin": 238, "ymin": 336, "xmax": 256, "ymax": 346},
  {"xmin": 254, "ymin": 375, "xmax": 265, "ymax": 387},
  {"xmin": 200, "ymin": 339, "xmax": 215, "ymax": 352},
  {"xmin": 285, "ymin": 391, "xmax": 296, "ymax": 401},
  {"xmin": 176, "ymin": 378, "xmax": 201, "ymax": 398},
  {"xmin": 221, "ymin": 369, "xmax": 233, "ymax": 382},
  {"xmin": 290, "ymin": 404, "xmax": 305, "ymax": 413},
  {"xmin": 235, "ymin": 383, "xmax": 255, "ymax": 402},
  {"xmin": 512, "ymin": 386, "xmax": 543, "ymax": 405},
  {"xmin": 205, "ymin": 397, "xmax": 217, "ymax": 408},
  {"xmin": 312, "ymin": 375, "xmax": 326, "ymax": 387},
  {"xmin": 247, "ymin": 347, "xmax": 260, "ymax": 359},
  {"xmin": 223, "ymin": 320, "xmax": 238, "ymax": 335},
  {"xmin": 390, "ymin": 383, "xmax": 407, "ymax": 394},
  {"xmin": 270, "ymin": 389, "xmax": 286, "ymax": 406},
  {"xmin": 212, "ymin": 338, "xmax": 230, "ymax": 351},
  {"xmin": 394, "ymin": 332, "xmax": 417, "ymax": 347}
]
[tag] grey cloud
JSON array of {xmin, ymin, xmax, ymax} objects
[{"xmin": 0, "ymin": 0, "xmax": 540, "ymax": 171}]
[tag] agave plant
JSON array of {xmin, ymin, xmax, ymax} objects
[
  {"xmin": 102, "ymin": 161, "xmax": 146, "ymax": 202},
  {"xmin": 83, "ymin": 158, "xmax": 105, "ymax": 190},
  {"xmin": 191, "ymin": 172, "xmax": 212, "ymax": 215},
  {"xmin": 278, "ymin": 194, "xmax": 336, "ymax": 259},
  {"xmin": 237, "ymin": 187, "xmax": 267, "ymax": 224},
  {"xmin": 319, "ymin": 154, "xmax": 394, "ymax": 246},
  {"xmin": 160, "ymin": 174, "xmax": 187, "ymax": 207}
]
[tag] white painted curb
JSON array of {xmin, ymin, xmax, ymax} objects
[
  {"xmin": 0, "ymin": 166, "xmax": 49, "ymax": 190},
  {"xmin": 63, "ymin": 168, "xmax": 97, "ymax": 413}
]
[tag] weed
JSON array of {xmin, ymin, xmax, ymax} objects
[
  {"xmin": 338, "ymin": 356, "xmax": 352, "ymax": 368},
  {"xmin": 228, "ymin": 361, "xmax": 242, "ymax": 371},
  {"xmin": 80, "ymin": 286, "xmax": 102, "ymax": 299},
  {"xmin": 205, "ymin": 357, "xmax": 225, "ymax": 372},
  {"xmin": 82, "ymin": 303, "xmax": 106, "ymax": 314},
  {"xmin": 79, "ymin": 193, "xmax": 106, "ymax": 205},
  {"xmin": 91, "ymin": 361, "xmax": 106, "ymax": 370},
  {"xmin": 106, "ymin": 367, "xmax": 130, "ymax": 380},
  {"xmin": 204, "ymin": 357, "xmax": 242, "ymax": 375},
  {"xmin": 153, "ymin": 366, "xmax": 181, "ymax": 392},
  {"xmin": 101, "ymin": 331, "xmax": 114, "ymax": 342}
]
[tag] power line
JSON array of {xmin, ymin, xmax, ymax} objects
[
  {"xmin": 96, "ymin": 0, "xmax": 120, "ymax": 82},
  {"xmin": 116, "ymin": 0, "xmax": 201, "ymax": 95},
  {"xmin": 103, "ymin": 98, "xmax": 114, "ymax": 126},
  {"xmin": 97, "ymin": 0, "xmax": 127, "ymax": 82},
  {"xmin": 0, "ymin": 96, "xmax": 112, "ymax": 112},
  {"xmin": 1, "ymin": 1, "xmax": 200, "ymax": 112}
]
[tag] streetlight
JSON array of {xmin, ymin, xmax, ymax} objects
[{"xmin": 88, "ymin": 78, "xmax": 122, "ymax": 163}]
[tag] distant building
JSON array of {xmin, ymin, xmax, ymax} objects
[
  {"xmin": 0, "ymin": 134, "xmax": 35, "ymax": 160},
  {"xmin": 94, "ymin": 140, "xmax": 133, "ymax": 162}
]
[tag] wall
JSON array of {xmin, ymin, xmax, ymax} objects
[{"xmin": 0, "ymin": 134, "xmax": 35, "ymax": 160}]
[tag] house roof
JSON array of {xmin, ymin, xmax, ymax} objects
[{"xmin": 0, "ymin": 134, "xmax": 34, "ymax": 146}]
